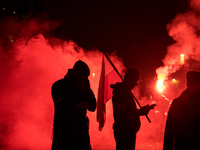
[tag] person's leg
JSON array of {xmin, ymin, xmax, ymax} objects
[
  {"xmin": 114, "ymin": 131, "xmax": 136, "ymax": 150},
  {"xmin": 52, "ymin": 129, "xmax": 69, "ymax": 150},
  {"xmin": 73, "ymin": 129, "xmax": 91, "ymax": 150}
]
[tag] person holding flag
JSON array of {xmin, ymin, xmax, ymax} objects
[
  {"xmin": 97, "ymin": 53, "xmax": 155, "ymax": 150},
  {"xmin": 97, "ymin": 54, "xmax": 123, "ymax": 131},
  {"xmin": 111, "ymin": 67, "xmax": 156, "ymax": 150}
]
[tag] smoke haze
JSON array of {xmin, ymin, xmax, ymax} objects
[
  {"xmin": 156, "ymin": 0, "xmax": 200, "ymax": 78},
  {"xmin": 0, "ymin": 15, "xmax": 126, "ymax": 150},
  {"xmin": 1, "ymin": 0, "xmax": 200, "ymax": 149}
]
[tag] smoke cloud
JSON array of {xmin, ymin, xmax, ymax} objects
[
  {"xmin": 0, "ymin": 14, "xmax": 166, "ymax": 150},
  {"xmin": 153, "ymin": 0, "xmax": 200, "ymax": 149},
  {"xmin": 156, "ymin": 0, "xmax": 200, "ymax": 79},
  {"xmin": 0, "ymin": 15, "xmax": 127, "ymax": 150},
  {"xmin": 2, "ymin": 0, "xmax": 200, "ymax": 149}
]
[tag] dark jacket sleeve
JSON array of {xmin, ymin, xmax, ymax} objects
[
  {"xmin": 163, "ymin": 99, "xmax": 177, "ymax": 150},
  {"xmin": 83, "ymin": 89, "xmax": 96, "ymax": 112},
  {"xmin": 51, "ymin": 80, "xmax": 64, "ymax": 102},
  {"xmin": 51, "ymin": 80, "xmax": 77, "ymax": 112}
]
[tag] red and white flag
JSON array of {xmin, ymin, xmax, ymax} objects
[{"xmin": 97, "ymin": 54, "xmax": 122, "ymax": 131}]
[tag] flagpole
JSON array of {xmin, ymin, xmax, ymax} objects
[
  {"xmin": 103, "ymin": 52, "xmax": 123, "ymax": 81},
  {"xmin": 103, "ymin": 52, "xmax": 151, "ymax": 123}
]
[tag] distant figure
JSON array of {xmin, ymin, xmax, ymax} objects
[
  {"xmin": 111, "ymin": 67, "xmax": 156, "ymax": 150},
  {"xmin": 51, "ymin": 60, "xmax": 96, "ymax": 150},
  {"xmin": 163, "ymin": 71, "xmax": 200, "ymax": 150}
]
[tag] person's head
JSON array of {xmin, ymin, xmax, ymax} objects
[
  {"xmin": 123, "ymin": 67, "xmax": 141, "ymax": 89},
  {"xmin": 72, "ymin": 60, "xmax": 90, "ymax": 80},
  {"xmin": 186, "ymin": 71, "xmax": 200, "ymax": 92}
]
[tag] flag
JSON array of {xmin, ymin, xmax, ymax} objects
[{"xmin": 97, "ymin": 54, "xmax": 122, "ymax": 131}]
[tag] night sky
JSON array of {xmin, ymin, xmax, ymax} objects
[
  {"xmin": 43, "ymin": 0, "xmax": 188, "ymax": 90},
  {"xmin": 43, "ymin": 0, "xmax": 188, "ymax": 72},
  {"xmin": 0, "ymin": 0, "xmax": 189, "ymax": 88},
  {"xmin": 0, "ymin": 1, "xmax": 197, "ymax": 149}
]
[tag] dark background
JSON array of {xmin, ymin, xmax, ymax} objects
[{"xmin": 0, "ymin": 0, "xmax": 189, "ymax": 95}]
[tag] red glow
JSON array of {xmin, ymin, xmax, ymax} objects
[
  {"xmin": 180, "ymin": 54, "xmax": 185, "ymax": 65},
  {"xmin": 1, "ymin": 0, "xmax": 200, "ymax": 148},
  {"xmin": 92, "ymin": 73, "xmax": 95, "ymax": 78},
  {"xmin": 157, "ymin": 79, "xmax": 164, "ymax": 92},
  {"xmin": 0, "ymin": 16, "xmax": 168, "ymax": 149},
  {"xmin": 0, "ymin": 16, "xmax": 126, "ymax": 150},
  {"xmin": 156, "ymin": 73, "xmax": 165, "ymax": 93}
]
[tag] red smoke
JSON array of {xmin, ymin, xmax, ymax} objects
[
  {"xmin": 0, "ymin": 15, "xmax": 125, "ymax": 149},
  {"xmin": 156, "ymin": 0, "xmax": 200, "ymax": 98},
  {"xmin": 153, "ymin": 0, "xmax": 200, "ymax": 149},
  {"xmin": 0, "ymin": 16, "xmax": 166, "ymax": 149},
  {"xmin": 1, "ymin": 0, "xmax": 200, "ymax": 149}
]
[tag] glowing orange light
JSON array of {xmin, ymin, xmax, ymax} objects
[
  {"xmin": 157, "ymin": 73, "xmax": 165, "ymax": 92},
  {"xmin": 157, "ymin": 79, "xmax": 164, "ymax": 92},
  {"xmin": 92, "ymin": 73, "xmax": 95, "ymax": 78},
  {"xmin": 180, "ymin": 54, "xmax": 185, "ymax": 65},
  {"xmin": 172, "ymin": 78, "xmax": 178, "ymax": 84}
]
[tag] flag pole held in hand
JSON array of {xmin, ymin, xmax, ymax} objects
[{"xmin": 103, "ymin": 52, "xmax": 152, "ymax": 123}]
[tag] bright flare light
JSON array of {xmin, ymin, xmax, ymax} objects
[
  {"xmin": 180, "ymin": 54, "xmax": 185, "ymax": 65},
  {"xmin": 157, "ymin": 79, "xmax": 164, "ymax": 92},
  {"xmin": 92, "ymin": 73, "xmax": 95, "ymax": 78},
  {"xmin": 157, "ymin": 73, "xmax": 165, "ymax": 92}
]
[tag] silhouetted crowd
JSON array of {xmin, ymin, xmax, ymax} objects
[{"xmin": 51, "ymin": 60, "xmax": 200, "ymax": 150}]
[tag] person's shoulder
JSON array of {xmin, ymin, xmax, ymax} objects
[
  {"xmin": 171, "ymin": 89, "xmax": 188, "ymax": 105},
  {"xmin": 52, "ymin": 78, "xmax": 65, "ymax": 88},
  {"xmin": 110, "ymin": 82, "xmax": 123, "ymax": 89},
  {"xmin": 171, "ymin": 97, "xmax": 179, "ymax": 105}
]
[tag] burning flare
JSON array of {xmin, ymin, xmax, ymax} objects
[
  {"xmin": 180, "ymin": 54, "xmax": 185, "ymax": 65},
  {"xmin": 157, "ymin": 73, "xmax": 165, "ymax": 92}
]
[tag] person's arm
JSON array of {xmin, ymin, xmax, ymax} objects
[
  {"xmin": 81, "ymin": 89, "xmax": 96, "ymax": 111},
  {"xmin": 52, "ymin": 81, "xmax": 65, "ymax": 111},
  {"xmin": 75, "ymin": 101, "xmax": 90, "ymax": 110},
  {"xmin": 137, "ymin": 104, "xmax": 156, "ymax": 116},
  {"xmin": 112, "ymin": 88, "xmax": 128, "ymax": 119},
  {"xmin": 54, "ymin": 98, "xmax": 65, "ymax": 111},
  {"xmin": 51, "ymin": 81, "xmax": 76, "ymax": 112},
  {"xmin": 75, "ymin": 79, "xmax": 96, "ymax": 111},
  {"xmin": 163, "ymin": 101, "xmax": 176, "ymax": 150},
  {"xmin": 113, "ymin": 104, "xmax": 126, "ymax": 110}
]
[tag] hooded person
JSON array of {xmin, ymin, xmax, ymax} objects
[
  {"xmin": 163, "ymin": 70, "xmax": 200, "ymax": 150},
  {"xmin": 111, "ymin": 67, "xmax": 156, "ymax": 150},
  {"xmin": 51, "ymin": 60, "xmax": 96, "ymax": 150}
]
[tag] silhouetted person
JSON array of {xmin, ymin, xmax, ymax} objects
[
  {"xmin": 163, "ymin": 71, "xmax": 200, "ymax": 150},
  {"xmin": 51, "ymin": 60, "xmax": 96, "ymax": 150},
  {"xmin": 111, "ymin": 67, "xmax": 156, "ymax": 150}
]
